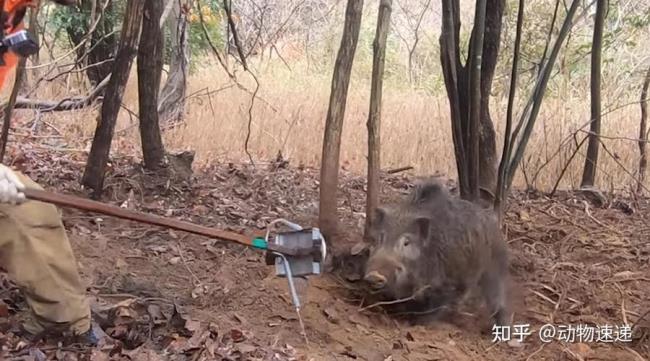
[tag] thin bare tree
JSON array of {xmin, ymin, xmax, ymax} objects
[
  {"xmin": 638, "ymin": 66, "xmax": 650, "ymax": 194},
  {"xmin": 495, "ymin": 0, "xmax": 524, "ymax": 215},
  {"xmin": 138, "ymin": 0, "xmax": 166, "ymax": 169},
  {"xmin": 439, "ymin": 0, "xmax": 504, "ymax": 202},
  {"xmin": 82, "ymin": 0, "xmax": 145, "ymax": 196},
  {"xmin": 392, "ymin": 0, "xmax": 431, "ymax": 84},
  {"xmin": 159, "ymin": 0, "xmax": 190, "ymax": 124},
  {"xmin": 581, "ymin": 0, "xmax": 608, "ymax": 188},
  {"xmin": 365, "ymin": 0, "xmax": 393, "ymax": 240},
  {"xmin": 0, "ymin": 60, "xmax": 25, "ymax": 163},
  {"xmin": 501, "ymin": 0, "xmax": 587, "ymax": 196},
  {"xmin": 319, "ymin": 0, "xmax": 364, "ymax": 241}
]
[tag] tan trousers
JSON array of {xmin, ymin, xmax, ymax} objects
[{"xmin": 0, "ymin": 171, "xmax": 90, "ymax": 335}]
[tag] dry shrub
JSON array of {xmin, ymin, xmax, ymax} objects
[{"xmin": 13, "ymin": 59, "xmax": 648, "ymax": 194}]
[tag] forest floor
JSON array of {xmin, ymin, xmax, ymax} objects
[{"xmin": 0, "ymin": 138, "xmax": 649, "ymax": 361}]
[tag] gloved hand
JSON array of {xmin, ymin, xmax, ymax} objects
[{"xmin": 0, "ymin": 164, "xmax": 25, "ymax": 204}]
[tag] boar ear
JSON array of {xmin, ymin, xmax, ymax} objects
[
  {"xmin": 413, "ymin": 180, "xmax": 443, "ymax": 204},
  {"xmin": 412, "ymin": 217, "xmax": 430, "ymax": 239}
]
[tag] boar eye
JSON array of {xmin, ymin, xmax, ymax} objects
[{"xmin": 402, "ymin": 237, "xmax": 411, "ymax": 247}]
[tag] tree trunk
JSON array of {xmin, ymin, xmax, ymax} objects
[
  {"xmin": 27, "ymin": 5, "xmax": 39, "ymax": 67},
  {"xmin": 158, "ymin": 0, "xmax": 189, "ymax": 124},
  {"xmin": 439, "ymin": 0, "xmax": 504, "ymax": 203},
  {"xmin": 0, "ymin": 59, "xmax": 25, "ymax": 163},
  {"xmin": 440, "ymin": 0, "xmax": 468, "ymax": 198},
  {"xmin": 505, "ymin": 0, "xmax": 581, "ymax": 191},
  {"xmin": 495, "ymin": 0, "xmax": 524, "ymax": 216},
  {"xmin": 467, "ymin": 0, "xmax": 487, "ymax": 201},
  {"xmin": 138, "ymin": 0, "xmax": 166, "ymax": 169},
  {"xmin": 477, "ymin": 0, "xmax": 504, "ymax": 200},
  {"xmin": 319, "ymin": 0, "xmax": 364, "ymax": 241},
  {"xmin": 364, "ymin": 0, "xmax": 392, "ymax": 240},
  {"xmin": 581, "ymin": 0, "xmax": 607, "ymax": 188},
  {"xmin": 82, "ymin": 0, "xmax": 144, "ymax": 196},
  {"xmin": 638, "ymin": 66, "xmax": 650, "ymax": 194}
]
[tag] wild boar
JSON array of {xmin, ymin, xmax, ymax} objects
[{"xmin": 363, "ymin": 179, "xmax": 511, "ymax": 328}]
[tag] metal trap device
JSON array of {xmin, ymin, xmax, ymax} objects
[
  {"xmin": 259, "ymin": 219, "xmax": 326, "ymax": 341},
  {"xmin": 261, "ymin": 219, "xmax": 326, "ymax": 307}
]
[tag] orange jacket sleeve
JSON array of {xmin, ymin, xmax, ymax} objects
[{"xmin": 0, "ymin": 0, "xmax": 34, "ymax": 104}]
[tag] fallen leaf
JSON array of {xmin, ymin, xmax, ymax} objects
[
  {"xmin": 113, "ymin": 304, "xmax": 137, "ymax": 326},
  {"xmin": 187, "ymin": 330, "xmax": 211, "ymax": 349},
  {"xmin": 322, "ymin": 307, "xmax": 339, "ymax": 324},
  {"xmin": 519, "ymin": 210, "xmax": 530, "ymax": 221},
  {"xmin": 29, "ymin": 348, "xmax": 47, "ymax": 361},
  {"xmin": 0, "ymin": 301, "xmax": 9, "ymax": 317},
  {"xmin": 230, "ymin": 329, "xmax": 245, "ymax": 343},
  {"xmin": 184, "ymin": 319, "xmax": 201, "ymax": 333},
  {"xmin": 148, "ymin": 245, "xmax": 169, "ymax": 253},
  {"xmin": 236, "ymin": 343, "xmax": 258, "ymax": 354},
  {"xmin": 168, "ymin": 257, "xmax": 181, "ymax": 265},
  {"xmin": 208, "ymin": 322, "xmax": 219, "ymax": 336},
  {"xmin": 89, "ymin": 349, "xmax": 110, "ymax": 361},
  {"xmin": 507, "ymin": 339, "xmax": 524, "ymax": 348},
  {"xmin": 191, "ymin": 284, "xmax": 208, "ymax": 299},
  {"xmin": 612, "ymin": 271, "xmax": 642, "ymax": 280},
  {"xmin": 108, "ymin": 324, "xmax": 129, "ymax": 339},
  {"xmin": 568, "ymin": 343, "xmax": 593, "ymax": 360},
  {"xmin": 77, "ymin": 225, "xmax": 91, "ymax": 234},
  {"xmin": 124, "ymin": 348, "xmax": 165, "ymax": 361},
  {"xmin": 147, "ymin": 304, "xmax": 167, "ymax": 325}
]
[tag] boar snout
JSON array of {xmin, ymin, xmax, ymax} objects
[
  {"xmin": 364, "ymin": 271, "xmax": 387, "ymax": 289},
  {"xmin": 364, "ymin": 250, "xmax": 408, "ymax": 292}
]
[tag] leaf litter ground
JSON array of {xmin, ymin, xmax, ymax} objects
[{"xmin": 0, "ymin": 144, "xmax": 648, "ymax": 361}]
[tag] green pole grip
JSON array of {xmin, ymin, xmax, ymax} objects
[{"xmin": 251, "ymin": 237, "xmax": 268, "ymax": 250}]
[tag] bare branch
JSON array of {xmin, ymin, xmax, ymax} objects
[
  {"xmin": 15, "ymin": 74, "xmax": 110, "ymax": 112},
  {"xmin": 26, "ymin": 0, "xmax": 112, "ymax": 70},
  {"xmin": 160, "ymin": 0, "xmax": 177, "ymax": 28},
  {"xmin": 224, "ymin": 0, "xmax": 249, "ymax": 70}
]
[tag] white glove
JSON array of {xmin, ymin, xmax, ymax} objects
[{"xmin": 0, "ymin": 164, "xmax": 25, "ymax": 205}]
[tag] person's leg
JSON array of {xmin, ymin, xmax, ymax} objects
[{"xmin": 0, "ymin": 172, "xmax": 91, "ymax": 337}]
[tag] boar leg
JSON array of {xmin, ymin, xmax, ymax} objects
[{"xmin": 479, "ymin": 265, "xmax": 510, "ymax": 327}]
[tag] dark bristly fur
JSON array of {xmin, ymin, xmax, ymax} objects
[{"xmin": 364, "ymin": 178, "xmax": 511, "ymax": 328}]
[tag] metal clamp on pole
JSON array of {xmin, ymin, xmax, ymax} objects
[
  {"xmin": 0, "ymin": 29, "xmax": 37, "ymax": 57},
  {"xmin": 262, "ymin": 219, "xmax": 326, "ymax": 343}
]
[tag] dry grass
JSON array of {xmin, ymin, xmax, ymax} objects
[{"xmin": 14, "ymin": 58, "xmax": 650, "ymax": 194}]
